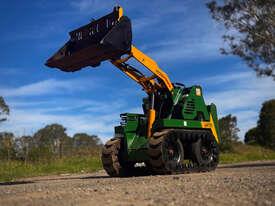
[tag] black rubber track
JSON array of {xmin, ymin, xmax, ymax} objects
[
  {"xmin": 148, "ymin": 129, "xmax": 219, "ymax": 175},
  {"xmin": 101, "ymin": 138, "xmax": 146, "ymax": 177},
  {"xmin": 101, "ymin": 138, "xmax": 123, "ymax": 177}
]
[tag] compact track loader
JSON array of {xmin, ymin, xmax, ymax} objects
[{"xmin": 46, "ymin": 6, "xmax": 221, "ymax": 176}]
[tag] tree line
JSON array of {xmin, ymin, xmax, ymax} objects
[
  {"xmin": 219, "ymin": 99, "xmax": 275, "ymax": 152},
  {"xmin": 0, "ymin": 100, "xmax": 103, "ymax": 164},
  {"xmin": 0, "ymin": 97, "xmax": 102, "ymax": 163},
  {"xmin": 244, "ymin": 99, "xmax": 275, "ymax": 148},
  {"xmin": 0, "ymin": 124, "xmax": 102, "ymax": 163}
]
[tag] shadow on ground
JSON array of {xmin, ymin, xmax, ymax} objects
[
  {"xmin": 0, "ymin": 181, "xmax": 34, "ymax": 186},
  {"xmin": 219, "ymin": 161, "xmax": 275, "ymax": 169}
]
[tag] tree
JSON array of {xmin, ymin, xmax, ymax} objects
[
  {"xmin": 207, "ymin": 0, "xmax": 275, "ymax": 80},
  {"xmin": 15, "ymin": 135, "xmax": 33, "ymax": 164},
  {"xmin": 0, "ymin": 132, "xmax": 15, "ymax": 161},
  {"xmin": 33, "ymin": 124, "xmax": 69, "ymax": 159},
  {"xmin": 0, "ymin": 96, "xmax": 9, "ymax": 123},
  {"xmin": 73, "ymin": 133, "xmax": 101, "ymax": 148},
  {"xmin": 72, "ymin": 133, "xmax": 102, "ymax": 156},
  {"xmin": 218, "ymin": 114, "xmax": 240, "ymax": 151},
  {"xmin": 257, "ymin": 99, "xmax": 275, "ymax": 149},
  {"xmin": 244, "ymin": 127, "xmax": 259, "ymax": 145}
]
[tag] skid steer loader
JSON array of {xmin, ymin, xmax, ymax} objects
[{"xmin": 45, "ymin": 6, "xmax": 221, "ymax": 176}]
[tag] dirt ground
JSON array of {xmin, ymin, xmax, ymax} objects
[{"xmin": 0, "ymin": 161, "xmax": 274, "ymax": 206}]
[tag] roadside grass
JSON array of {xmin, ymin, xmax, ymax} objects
[
  {"xmin": 1, "ymin": 144, "xmax": 275, "ymax": 182},
  {"xmin": 0, "ymin": 156, "xmax": 102, "ymax": 182},
  {"xmin": 220, "ymin": 143, "xmax": 275, "ymax": 164}
]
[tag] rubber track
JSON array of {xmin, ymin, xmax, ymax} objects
[
  {"xmin": 101, "ymin": 138, "xmax": 122, "ymax": 177},
  {"xmin": 148, "ymin": 129, "xmax": 219, "ymax": 175}
]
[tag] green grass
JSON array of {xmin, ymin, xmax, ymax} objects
[
  {"xmin": 0, "ymin": 156, "xmax": 102, "ymax": 182},
  {"xmin": 1, "ymin": 144, "xmax": 275, "ymax": 182},
  {"xmin": 220, "ymin": 144, "xmax": 275, "ymax": 164}
]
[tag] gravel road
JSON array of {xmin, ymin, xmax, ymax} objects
[{"xmin": 0, "ymin": 161, "xmax": 274, "ymax": 206}]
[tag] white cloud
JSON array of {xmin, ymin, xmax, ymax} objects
[
  {"xmin": 149, "ymin": 36, "xmax": 223, "ymax": 62},
  {"xmin": 0, "ymin": 106, "xmax": 123, "ymax": 142},
  {"xmin": 0, "ymin": 68, "xmax": 24, "ymax": 76},
  {"xmin": 202, "ymin": 71, "xmax": 251, "ymax": 85},
  {"xmin": 206, "ymin": 73, "xmax": 275, "ymax": 112},
  {"xmin": 136, "ymin": 3, "xmax": 226, "ymax": 62},
  {"xmin": 203, "ymin": 71, "xmax": 275, "ymax": 139},
  {"xmin": 235, "ymin": 110, "xmax": 259, "ymax": 137},
  {"xmin": 127, "ymin": 107, "xmax": 143, "ymax": 114},
  {"xmin": 0, "ymin": 97, "xmax": 130, "ymax": 142},
  {"xmin": 0, "ymin": 78, "xmax": 96, "ymax": 97}
]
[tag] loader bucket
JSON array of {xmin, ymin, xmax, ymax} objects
[{"xmin": 45, "ymin": 6, "xmax": 132, "ymax": 72}]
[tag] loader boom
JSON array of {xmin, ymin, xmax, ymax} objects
[
  {"xmin": 114, "ymin": 7, "xmax": 174, "ymax": 93},
  {"xmin": 112, "ymin": 46, "xmax": 174, "ymax": 93}
]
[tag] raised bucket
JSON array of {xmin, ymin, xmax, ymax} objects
[{"xmin": 45, "ymin": 7, "xmax": 132, "ymax": 72}]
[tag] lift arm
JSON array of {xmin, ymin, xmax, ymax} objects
[
  {"xmin": 111, "ymin": 45, "xmax": 174, "ymax": 94},
  {"xmin": 112, "ymin": 7, "xmax": 174, "ymax": 94}
]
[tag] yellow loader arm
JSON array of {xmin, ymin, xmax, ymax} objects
[
  {"xmin": 114, "ymin": 7, "xmax": 173, "ymax": 93},
  {"xmin": 112, "ymin": 45, "xmax": 173, "ymax": 94}
]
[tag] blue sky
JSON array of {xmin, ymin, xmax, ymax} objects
[{"xmin": 0, "ymin": 0, "xmax": 274, "ymax": 142}]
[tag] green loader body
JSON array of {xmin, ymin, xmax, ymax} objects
[{"xmin": 117, "ymin": 85, "xmax": 220, "ymax": 163}]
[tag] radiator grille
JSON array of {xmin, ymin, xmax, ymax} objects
[{"xmin": 184, "ymin": 99, "xmax": 195, "ymax": 114}]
